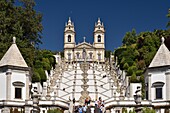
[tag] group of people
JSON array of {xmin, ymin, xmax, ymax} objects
[
  {"xmin": 75, "ymin": 97, "xmax": 91, "ymax": 113},
  {"xmin": 94, "ymin": 97, "xmax": 105, "ymax": 113},
  {"xmin": 76, "ymin": 105, "xmax": 91, "ymax": 113},
  {"xmin": 70, "ymin": 97, "xmax": 105, "ymax": 113}
]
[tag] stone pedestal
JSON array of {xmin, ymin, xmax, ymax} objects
[
  {"xmin": 32, "ymin": 89, "xmax": 40, "ymax": 113},
  {"xmin": 24, "ymin": 106, "xmax": 31, "ymax": 113},
  {"xmin": 1, "ymin": 107, "xmax": 10, "ymax": 113}
]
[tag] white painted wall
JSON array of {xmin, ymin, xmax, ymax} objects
[
  {"xmin": 0, "ymin": 72, "xmax": 7, "ymax": 99},
  {"xmin": 150, "ymin": 72, "xmax": 166, "ymax": 101},
  {"xmin": 10, "ymin": 70, "xmax": 27, "ymax": 101}
]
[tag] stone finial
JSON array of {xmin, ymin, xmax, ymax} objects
[
  {"xmin": 67, "ymin": 17, "xmax": 73, "ymax": 26},
  {"xmin": 69, "ymin": 17, "xmax": 71, "ymax": 21},
  {"xmin": 97, "ymin": 17, "xmax": 101, "ymax": 26},
  {"xmin": 13, "ymin": 37, "xmax": 16, "ymax": 44},
  {"xmin": 83, "ymin": 37, "xmax": 86, "ymax": 42},
  {"xmin": 98, "ymin": 18, "xmax": 101, "ymax": 23},
  {"xmin": 161, "ymin": 37, "xmax": 165, "ymax": 44},
  {"xmin": 68, "ymin": 17, "xmax": 71, "ymax": 23}
]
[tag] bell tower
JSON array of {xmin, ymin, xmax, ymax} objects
[
  {"xmin": 93, "ymin": 18, "xmax": 105, "ymax": 62},
  {"xmin": 64, "ymin": 17, "xmax": 75, "ymax": 62},
  {"xmin": 64, "ymin": 17, "xmax": 75, "ymax": 48},
  {"xmin": 93, "ymin": 18, "xmax": 105, "ymax": 49}
]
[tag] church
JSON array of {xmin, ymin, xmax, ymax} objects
[
  {"xmin": 64, "ymin": 17, "xmax": 105, "ymax": 63},
  {"xmin": 0, "ymin": 18, "xmax": 170, "ymax": 113}
]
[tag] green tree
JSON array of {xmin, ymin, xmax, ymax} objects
[
  {"xmin": 32, "ymin": 49, "xmax": 56, "ymax": 82},
  {"xmin": 105, "ymin": 50, "xmax": 111, "ymax": 58},
  {"xmin": 122, "ymin": 108, "xmax": 128, "ymax": 113},
  {"xmin": 123, "ymin": 62, "xmax": 129, "ymax": 70},
  {"xmin": 60, "ymin": 51, "xmax": 64, "ymax": 58},
  {"xmin": 32, "ymin": 71, "xmax": 41, "ymax": 83},
  {"xmin": 122, "ymin": 29, "xmax": 137, "ymax": 46},
  {"xmin": 18, "ymin": 0, "xmax": 43, "ymax": 45},
  {"xmin": 142, "ymin": 107, "xmax": 155, "ymax": 113},
  {"xmin": 137, "ymin": 32, "xmax": 160, "ymax": 67},
  {"xmin": 115, "ymin": 30, "xmax": 162, "ymax": 98},
  {"xmin": 37, "ymin": 68, "xmax": 46, "ymax": 82},
  {"xmin": 129, "ymin": 110, "xmax": 135, "ymax": 113},
  {"xmin": 0, "ymin": 0, "xmax": 17, "ymax": 58},
  {"xmin": 0, "ymin": 0, "xmax": 43, "ymax": 65},
  {"xmin": 47, "ymin": 108, "xmax": 63, "ymax": 113},
  {"xmin": 130, "ymin": 73, "xmax": 138, "ymax": 83},
  {"xmin": 0, "ymin": 0, "xmax": 57, "ymax": 83}
]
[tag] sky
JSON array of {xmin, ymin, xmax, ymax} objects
[{"xmin": 34, "ymin": 0, "xmax": 170, "ymax": 52}]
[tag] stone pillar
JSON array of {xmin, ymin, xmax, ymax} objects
[
  {"xmin": 41, "ymin": 82, "xmax": 47, "ymax": 100},
  {"xmin": 94, "ymin": 51, "xmax": 96, "ymax": 62},
  {"xmin": 148, "ymin": 74, "xmax": 151, "ymax": 100},
  {"xmin": 165, "ymin": 70, "xmax": 170, "ymax": 100},
  {"xmin": 125, "ymin": 76, "xmax": 128, "ymax": 87},
  {"xmin": 26, "ymin": 73, "xmax": 30, "ymax": 99},
  {"xmin": 6, "ymin": 69, "xmax": 12, "ymax": 100}
]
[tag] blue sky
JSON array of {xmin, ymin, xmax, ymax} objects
[{"xmin": 34, "ymin": 0, "xmax": 170, "ymax": 51}]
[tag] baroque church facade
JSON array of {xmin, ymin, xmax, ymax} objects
[
  {"xmin": 64, "ymin": 18, "xmax": 105, "ymax": 63},
  {"xmin": 0, "ymin": 18, "xmax": 170, "ymax": 113}
]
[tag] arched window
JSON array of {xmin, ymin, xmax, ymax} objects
[
  {"xmin": 67, "ymin": 53, "xmax": 71, "ymax": 61},
  {"xmin": 98, "ymin": 35, "xmax": 101, "ymax": 42},
  {"xmin": 98, "ymin": 53, "xmax": 101, "ymax": 61},
  {"xmin": 68, "ymin": 35, "xmax": 71, "ymax": 42},
  {"xmin": 76, "ymin": 52, "xmax": 80, "ymax": 59},
  {"xmin": 89, "ymin": 52, "xmax": 93, "ymax": 59},
  {"xmin": 82, "ymin": 48, "xmax": 86, "ymax": 59}
]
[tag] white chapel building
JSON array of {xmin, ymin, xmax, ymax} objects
[
  {"xmin": 145, "ymin": 37, "xmax": 170, "ymax": 113},
  {"xmin": 0, "ymin": 37, "xmax": 31, "ymax": 112}
]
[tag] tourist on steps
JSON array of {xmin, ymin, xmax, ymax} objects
[
  {"xmin": 83, "ymin": 105, "xmax": 87, "ymax": 113},
  {"xmin": 78, "ymin": 105, "xmax": 83, "ymax": 113}
]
